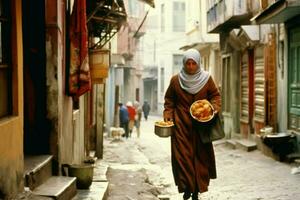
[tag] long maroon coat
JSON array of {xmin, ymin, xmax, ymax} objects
[{"xmin": 163, "ymin": 75, "xmax": 221, "ymax": 193}]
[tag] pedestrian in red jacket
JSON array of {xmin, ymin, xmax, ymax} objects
[{"xmin": 126, "ymin": 101, "xmax": 136, "ymax": 137}]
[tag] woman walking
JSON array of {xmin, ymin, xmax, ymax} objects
[{"xmin": 163, "ymin": 49, "xmax": 221, "ymax": 199}]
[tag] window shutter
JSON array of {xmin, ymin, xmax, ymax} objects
[
  {"xmin": 254, "ymin": 46, "xmax": 265, "ymax": 123},
  {"xmin": 241, "ymin": 52, "xmax": 249, "ymax": 122}
]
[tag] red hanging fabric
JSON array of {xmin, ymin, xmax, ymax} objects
[{"xmin": 68, "ymin": 0, "xmax": 91, "ymax": 97}]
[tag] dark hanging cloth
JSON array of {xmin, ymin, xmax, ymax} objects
[{"xmin": 68, "ymin": 0, "xmax": 91, "ymax": 97}]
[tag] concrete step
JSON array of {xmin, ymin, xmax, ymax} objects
[
  {"xmin": 226, "ymin": 139, "xmax": 237, "ymax": 149},
  {"xmin": 24, "ymin": 155, "xmax": 53, "ymax": 190},
  {"xmin": 72, "ymin": 181, "xmax": 108, "ymax": 200},
  {"xmin": 93, "ymin": 162, "xmax": 108, "ymax": 182},
  {"xmin": 236, "ymin": 139, "xmax": 257, "ymax": 152},
  {"xmin": 72, "ymin": 160, "xmax": 109, "ymax": 199},
  {"xmin": 32, "ymin": 176, "xmax": 77, "ymax": 200}
]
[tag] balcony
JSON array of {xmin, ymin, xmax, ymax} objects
[
  {"xmin": 207, "ymin": 0, "xmax": 253, "ymax": 33},
  {"xmin": 252, "ymin": 0, "xmax": 300, "ymax": 24}
]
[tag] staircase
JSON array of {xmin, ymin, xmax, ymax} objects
[{"xmin": 24, "ymin": 155, "xmax": 77, "ymax": 200}]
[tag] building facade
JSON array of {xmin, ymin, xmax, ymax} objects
[
  {"xmin": 0, "ymin": 0, "xmax": 127, "ymax": 198},
  {"xmin": 142, "ymin": 0, "xmax": 187, "ymax": 114},
  {"xmin": 253, "ymin": 0, "xmax": 300, "ymax": 150}
]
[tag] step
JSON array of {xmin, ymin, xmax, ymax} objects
[
  {"xmin": 93, "ymin": 162, "xmax": 108, "ymax": 182},
  {"xmin": 32, "ymin": 176, "xmax": 77, "ymax": 200},
  {"xmin": 72, "ymin": 161, "xmax": 108, "ymax": 200},
  {"xmin": 226, "ymin": 139, "xmax": 237, "ymax": 149},
  {"xmin": 16, "ymin": 190, "xmax": 53, "ymax": 200},
  {"xmin": 24, "ymin": 155, "xmax": 53, "ymax": 190},
  {"xmin": 72, "ymin": 181, "xmax": 108, "ymax": 200},
  {"xmin": 236, "ymin": 139, "xmax": 257, "ymax": 152}
]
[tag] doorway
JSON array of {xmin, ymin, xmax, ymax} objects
[
  {"xmin": 288, "ymin": 26, "xmax": 300, "ymax": 132},
  {"xmin": 22, "ymin": 0, "xmax": 50, "ymax": 154}
]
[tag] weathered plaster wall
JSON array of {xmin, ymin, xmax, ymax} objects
[
  {"xmin": 231, "ymin": 51, "xmax": 241, "ymax": 134},
  {"xmin": 96, "ymin": 85, "xmax": 105, "ymax": 159},
  {"xmin": 277, "ymin": 24, "xmax": 288, "ymax": 132},
  {"xmin": 0, "ymin": 1, "xmax": 24, "ymax": 198},
  {"xmin": 45, "ymin": 0, "xmax": 74, "ymax": 169}
]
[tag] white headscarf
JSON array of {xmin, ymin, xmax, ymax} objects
[
  {"xmin": 178, "ymin": 49, "xmax": 210, "ymax": 94},
  {"xmin": 126, "ymin": 101, "xmax": 133, "ymax": 107}
]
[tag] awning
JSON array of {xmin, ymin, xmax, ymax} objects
[
  {"xmin": 133, "ymin": 10, "xmax": 149, "ymax": 38},
  {"xmin": 86, "ymin": 0, "xmax": 127, "ymax": 49},
  {"xmin": 138, "ymin": 0, "xmax": 155, "ymax": 8},
  {"xmin": 239, "ymin": 26, "xmax": 260, "ymax": 42},
  {"xmin": 236, "ymin": 26, "xmax": 260, "ymax": 49},
  {"xmin": 251, "ymin": 0, "xmax": 300, "ymax": 24},
  {"xmin": 179, "ymin": 42, "xmax": 217, "ymax": 51}
]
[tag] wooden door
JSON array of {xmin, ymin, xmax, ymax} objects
[
  {"xmin": 240, "ymin": 50, "xmax": 254, "ymax": 136},
  {"xmin": 241, "ymin": 52, "xmax": 249, "ymax": 123},
  {"xmin": 265, "ymin": 33, "xmax": 277, "ymax": 130},
  {"xmin": 288, "ymin": 27, "xmax": 300, "ymax": 133}
]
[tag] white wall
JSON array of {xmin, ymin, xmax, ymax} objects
[
  {"xmin": 142, "ymin": 0, "xmax": 187, "ymax": 114},
  {"xmin": 277, "ymin": 24, "xmax": 288, "ymax": 132}
]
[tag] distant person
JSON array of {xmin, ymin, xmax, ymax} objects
[
  {"xmin": 126, "ymin": 101, "xmax": 136, "ymax": 137},
  {"xmin": 163, "ymin": 49, "xmax": 221, "ymax": 200},
  {"xmin": 142, "ymin": 101, "xmax": 151, "ymax": 120},
  {"xmin": 118, "ymin": 103, "xmax": 129, "ymax": 138},
  {"xmin": 134, "ymin": 101, "xmax": 142, "ymax": 138}
]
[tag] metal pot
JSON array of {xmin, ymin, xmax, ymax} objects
[
  {"xmin": 263, "ymin": 133, "xmax": 292, "ymax": 145},
  {"xmin": 154, "ymin": 124, "xmax": 174, "ymax": 137},
  {"xmin": 62, "ymin": 164, "xmax": 94, "ymax": 189}
]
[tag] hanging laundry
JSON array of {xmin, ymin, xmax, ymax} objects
[{"xmin": 68, "ymin": 0, "xmax": 91, "ymax": 97}]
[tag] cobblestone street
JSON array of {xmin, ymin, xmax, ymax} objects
[{"xmin": 102, "ymin": 115, "xmax": 300, "ymax": 200}]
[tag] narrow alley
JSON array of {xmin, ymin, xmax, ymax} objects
[
  {"xmin": 2, "ymin": 1, "xmax": 300, "ymax": 199},
  {"xmin": 102, "ymin": 115, "xmax": 300, "ymax": 200}
]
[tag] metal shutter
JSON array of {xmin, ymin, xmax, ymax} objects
[
  {"xmin": 241, "ymin": 52, "xmax": 249, "ymax": 122},
  {"xmin": 254, "ymin": 46, "xmax": 265, "ymax": 122}
]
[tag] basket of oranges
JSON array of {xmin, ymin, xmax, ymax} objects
[
  {"xmin": 190, "ymin": 99, "xmax": 215, "ymax": 123},
  {"xmin": 154, "ymin": 120, "xmax": 174, "ymax": 137}
]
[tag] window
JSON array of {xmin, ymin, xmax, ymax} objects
[
  {"xmin": 222, "ymin": 56, "xmax": 231, "ymax": 113},
  {"xmin": 202, "ymin": 55, "xmax": 210, "ymax": 71},
  {"xmin": 0, "ymin": 0, "xmax": 12, "ymax": 118},
  {"xmin": 160, "ymin": 4, "xmax": 165, "ymax": 32},
  {"xmin": 173, "ymin": 1, "xmax": 185, "ymax": 32},
  {"xmin": 173, "ymin": 54, "xmax": 183, "ymax": 75}
]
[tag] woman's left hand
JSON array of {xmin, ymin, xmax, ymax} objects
[{"xmin": 164, "ymin": 118, "xmax": 173, "ymax": 122}]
